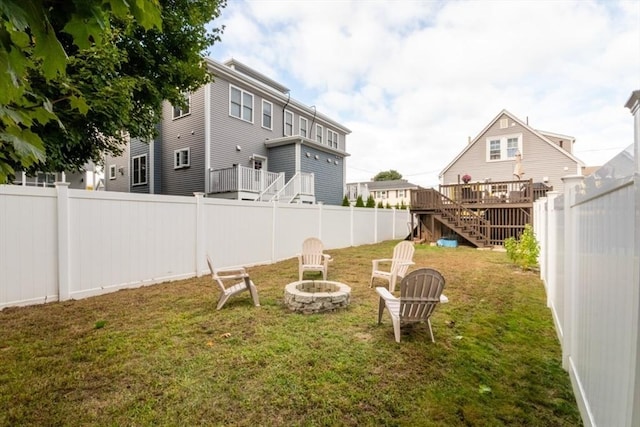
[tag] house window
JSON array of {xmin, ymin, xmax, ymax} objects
[
  {"xmin": 327, "ymin": 129, "xmax": 338, "ymax": 149},
  {"xmin": 397, "ymin": 189, "xmax": 405, "ymax": 198},
  {"xmin": 262, "ymin": 100, "xmax": 272, "ymax": 129},
  {"xmin": 489, "ymin": 139, "xmax": 501, "ymax": 160},
  {"xmin": 172, "ymin": 92, "xmax": 191, "ymax": 119},
  {"xmin": 132, "ymin": 154, "xmax": 147, "ymax": 186},
  {"xmin": 506, "ymin": 137, "xmax": 519, "ymax": 158},
  {"xmin": 316, "ymin": 124, "xmax": 323, "ymax": 143},
  {"xmin": 499, "ymin": 118, "xmax": 509, "ymax": 129},
  {"xmin": 284, "ymin": 110, "xmax": 293, "ymax": 136},
  {"xmin": 252, "ymin": 155, "xmax": 266, "ymax": 170},
  {"xmin": 486, "ymin": 134, "xmax": 522, "ymax": 161},
  {"xmin": 174, "ymin": 148, "xmax": 190, "ymax": 169},
  {"xmin": 375, "ymin": 191, "xmax": 387, "ymax": 199},
  {"xmin": 109, "ymin": 165, "xmax": 116, "ymax": 180},
  {"xmin": 299, "ymin": 117, "xmax": 308, "ymax": 138},
  {"xmin": 230, "ymin": 86, "xmax": 253, "ymax": 122}
]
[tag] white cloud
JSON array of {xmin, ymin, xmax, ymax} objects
[{"xmin": 210, "ymin": 0, "xmax": 640, "ymax": 187}]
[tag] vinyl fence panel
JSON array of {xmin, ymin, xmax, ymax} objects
[
  {"xmin": 1, "ymin": 185, "xmax": 409, "ymax": 310},
  {"xmin": 0, "ymin": 186, "xmax": 58, "ymax": 306}
]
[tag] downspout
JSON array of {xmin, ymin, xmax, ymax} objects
[
  {"xmin": 204, "ymin": 83, "xmax": 211, "ymax": 193},
  {"xmin": 282, "ymin": 91, "xmax": 291, "ymax": 137},
  {"xmin": 309, "ymin": 105, "xmax": 317, "ymax": 140}
]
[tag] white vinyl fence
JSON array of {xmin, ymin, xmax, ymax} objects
[
  {"xmin": 534, "ymin": 142, "xmax": 640, "ymax": 425},
  {"xmin": 0, "ymin": 185, "xmax": 411, "ymax": 310}
]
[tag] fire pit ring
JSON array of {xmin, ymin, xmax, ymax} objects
[{"xmin": 284, "ymin": 280, "xmax": 351, "ymax": 314}]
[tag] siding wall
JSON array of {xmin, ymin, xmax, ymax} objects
[
  {"xmin": 0, "ymin": 185, "xmax": 410, "ymax": 309},
  {"xmin": 443, "ymin": 113, "xmax": 579, "ymax": 192},
  {"xmin": 267, "ymin": 145, "xmax": 295, "ymax": 180},
  {"xmin": 160, "ymin": 88, "xmax": 207, "ymax": 196},
  {"xmin": 104, "ymin": 141, "xmax": 130, "ymax": 193},
  {"xmin": 300, "ymin": 144, "xmax": 344, "ymax": 205}
]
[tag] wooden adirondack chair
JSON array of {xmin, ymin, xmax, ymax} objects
[
  {"xmin": 298, "ymin": 237, "xmax": 332, "ymax": 280},
  {"xmin": 206, "ymin": 255, "xmax": 260, "ymax": 310},
  {"xmin": 376, "ymin": 268, "xmax": 447, "ymax": 343},
  {"xmin": 370, "ymin": 240, "xmax": 415, "ymax": 292}
]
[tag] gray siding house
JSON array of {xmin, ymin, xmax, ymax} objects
[
  {"xmin": 440, "ymin": 110, "xmax": 584, "ymax": 192},
  {"xmin": 105, "ymin": 58, "xmax": 351, "ymax": 205}
]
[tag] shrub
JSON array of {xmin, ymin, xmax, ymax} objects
[
  {"xmin": 366, "ymin": 195, "xmax": 376, "ymax": 208},
  {"xmin": 342, "ymin": 195, "xmax": 350, "ymax": 207},
  {"xmin": 377, "ymin": 201, "xmax": 384, "ymax": 208},
  {"xmin": 504, "ymin": 224, "xmax": 540, "ymax": 271},
  {"xmin": 355, "ymin": 195, "xmax": 364, "ymax": 207}
]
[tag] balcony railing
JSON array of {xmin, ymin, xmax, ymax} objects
[
  {"xmin": 209, "ymin": 166, "xmax": 281, "ymax": 194},
  {"xmin": 209, "ymin": 166, "xmax": 314, "ymax": 203}
]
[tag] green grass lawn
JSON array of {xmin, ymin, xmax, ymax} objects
[{"xmin": 0, "ymin": 241, "xmax": 581, "ymax": 426}]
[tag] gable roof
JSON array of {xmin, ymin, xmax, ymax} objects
[{"xmin": 439, "ymin": 109, "xmax": 584, "ymax": 178}]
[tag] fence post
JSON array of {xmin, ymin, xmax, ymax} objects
[
  {"xmin": 374, "ymin": 205, "xmax": 378, "ymax": 243},
  {"xmin": 392, "ymin": 207, "xmax": 396, "ymax": 239},
  {"xmin": 55, "ymin": 182, "xmax": 71, "ymax": 301},
  {"xmin": 272, "ymin": 201, "xmax": 278, "ymax": 262},
  {"xmin": 194, "ymin": 193, "xmax": 205, "ymax": 277},
  {"xmin": 350, "ymin": 205, "xmax": 354, "ymax": 246},
  {"xmin": 545, "ymin": 191, "xmax": 560, "ymax": 309},
  {"xmin": 318, "ymin": 202, "xmax": 323, "ymax": 239},
  {"xmin": 561, "ymin": 175, "xmax": 584, "ymax": 371}
]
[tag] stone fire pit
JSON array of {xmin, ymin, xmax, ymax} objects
[{"xmin": 284, "ymin": 280, "xmax": 351, "ymax": 314}]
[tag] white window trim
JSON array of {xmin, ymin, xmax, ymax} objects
[
  {"xmin": 172, "ymin": 93, "xmax": 191, "ymax": 119},
  {"xmin": 299, "ymin": 117, "xmax": 308, "ymax": 138},
  {"xmin": 229, "ymin": 85, "xmax": 254, "ymax": 123},
  {"xmin": 316, "ymin": 124, "xmax": 324, "ymax": 143},
  {"xmin": 174, "ymin": 147, "xmax": 190, "ymax": 169},
  {"xmin": 262, "ymin": 100, "xmax": 273, "ymax": 130},
  {"xmin": 327, "ymin": 129, "xmax": 338, "ymax": 149},
  {"xmin": 485, "ymin": 133, "xmax": 523, "ymax": 162},
  {"xmin": 284, "ymin": 110, "xmax": 294, "ymax": 137},
  {"xmin": 132, "ymin": 154, "xmax": 147, "ymax": 186},
  {"xmin": 108, "ymin": 164, "xmax": 116, "ymax": 180}
]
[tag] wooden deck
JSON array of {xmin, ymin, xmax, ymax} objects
[{"xmin": 410, "ymin": 179, "xmax": 551, "ymax": 247}]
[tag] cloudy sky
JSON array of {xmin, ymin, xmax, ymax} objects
[{"xmin": 207, "ymin": 0, "xmax": 640, "ymax": 187}]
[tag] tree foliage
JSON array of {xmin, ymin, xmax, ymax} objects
[
  {"xmin": 373, "ymin": 170, "xmax": 402, "ymax": 181},
  {"xmin": 0, "ymin": 0, "xmax": 226, "ymax": 183},
  {"xmin": 341, "ymin": 195, "xmax": 350, "ymax": 207},
  {"xmin": 366, "ymin": 195, "xmax": 376, "ymax": 208},
  {"xmin": 355, "ymin": 195, "xmax": 364, "ymax": 207}
]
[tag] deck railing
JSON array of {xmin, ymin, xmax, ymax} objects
[
  {"xmin": 412, "ymin": 179, "xmax": 551, "ymax": 209},
  {"xmin": 272, "ymin": 172, "xmax": 314, "ymax": 203},
  {"xmin": 209, "ymin": 166, "xmax": 281, "ymax": 194}
]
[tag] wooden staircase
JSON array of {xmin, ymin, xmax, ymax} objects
[{"xmin": 420, "ymin": 189, "xmax": 490, "ymax": 248}]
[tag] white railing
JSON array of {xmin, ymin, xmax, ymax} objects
[
  {"xmin": 272, "ymin": 172, "xmax": 314, "ymax": 203},
  {"xmin": 0, "ymin": 184, "xmax": 412, "ymax": 310},
  {"xmin": 257, "ymin": 173, "xmax": 285, "ymax": 201},
  {"xmin": 209, "ymin": 166, "xmax": 281, "ymax": 194}
]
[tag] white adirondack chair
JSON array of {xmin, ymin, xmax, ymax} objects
[
  {"xmin": 298, "ymin": 237, "xmax": 332, "ymax": 280},
  {"xmin": 370, "ymin": 240, "xmax": 415, "ymax": 292},
  {"xmin": 376, "ymin": 268, "xmax": 447, "ymax": 343},
  {"xmin": 206, "ymin": 255, "xmax": 260, "ymax": 310}
]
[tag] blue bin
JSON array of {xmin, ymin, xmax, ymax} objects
[{"xmin": 437, "ymin": 238, "xmax": 458, "ymax": 248}]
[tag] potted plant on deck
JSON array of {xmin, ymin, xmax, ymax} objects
[{"xmin": 461, "ymin": 174, "xmax": 472, "ymax": 200}]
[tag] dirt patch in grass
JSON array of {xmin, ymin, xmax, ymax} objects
[{"xmin": 0, "ymin": 242, "xmax": 582, "ymax": 426}]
